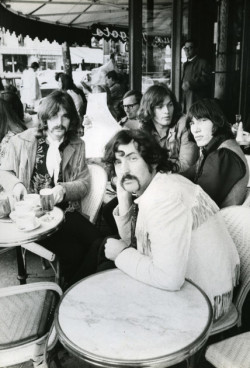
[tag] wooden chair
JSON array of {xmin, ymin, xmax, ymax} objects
[
  {"xmin": 206, "ymin": 331, "xmax": 250, "ymax": 367},
  {"xmin": 204, "ymin": 206, "xmax": 250, "ymax": 367},
  {"xmin": 0, "ymin": 281, "xmax": 62, "ymax": 368},
  {"xmin": 209, "ymin": 206, "xmax": 250, "ymax": 336}
]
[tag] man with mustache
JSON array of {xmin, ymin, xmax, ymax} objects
[
  {"xmin": 0, "ymin": 90, "xmax": 101, "ymax": 285},
  {"xmin": 100, "ymin": 129, "xmax": 238, "ymax": 320},
  {"xmin": 71, "ymin": 129, "xmax": 239, "ymax": 320}
]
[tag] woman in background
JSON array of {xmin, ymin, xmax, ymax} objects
[
  {"xmin": 183, "ymin": 98, "xmax": 249, "ymax": 207},
  {"xmin": 0, "ymin": 98, "xmax": 26, "ymax": 165},
  {"xmin": 58, "ymin": 73, "xmax": 87, "ymax": 119},
  {"xmin": 138, "ymin": 84, "xmax": 198, "ymax": 172}
]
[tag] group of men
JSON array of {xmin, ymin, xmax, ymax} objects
[{"xmin": 1, "ymin": 39, "xmax": 232, "ymax": 319}]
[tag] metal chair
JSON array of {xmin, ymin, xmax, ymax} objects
[
  {"xmin": 81, "ymin": 163, "xmax": 108, "ymax": 224},
  {"xmin": 210, "ymin": 206, "xmax": 250, "ymax": 336},
  {"xmin": 0, "ymin": 281, "xmax": 62, "ymax": 368}
]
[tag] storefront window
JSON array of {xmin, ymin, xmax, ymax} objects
[{"xmin": 142, "ymin": 0, "xmax": 189, "ymax": 92}]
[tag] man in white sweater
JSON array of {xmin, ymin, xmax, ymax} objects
[
  {"xmin": 70, "ymin": 129, "xmax": 239, "ymax": 320},
  {"xmin": 102, "ymin": 129, "xmax": 239, "ymax": 320}
]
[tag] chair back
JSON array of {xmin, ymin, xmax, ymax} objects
[
  {"xmin": 0, "ymin": 282, "xmax": 62, "ymax": 367},
  {"xmin": 220, "ymin": 206, "xmax": 250, "ymax": 325},
  {"xmin": 81, "ymin": 164, "xmax": 108, "ymax": 224},
  {"xmin": 242, "ymin": 187, "xmax": 250, "ymax": 207}
]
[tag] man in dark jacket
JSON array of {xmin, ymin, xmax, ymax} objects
[{"xmin": 181, "ymin": 39, "xmax": 212, "ymax": 113}]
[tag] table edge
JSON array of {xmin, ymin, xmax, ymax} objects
[{"xmin": 55, "ymin": 270, "xmax": 213, "ymax": 367}]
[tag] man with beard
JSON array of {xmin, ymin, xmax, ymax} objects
[
  {"xmin": 0, "ymin": 90, "xmax": 101, "ymax": 285},
  {"xmin": 70, "ymin": 129, "xmax": 239, "ymax": 321}
]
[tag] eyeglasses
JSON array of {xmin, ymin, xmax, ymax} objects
[
  {"xmin": 123, "ymin": 102, "xmax": 139, "ymax": 109},
  {"xmin": 183, "ymin": 46, "xmax": 193, "ymax": 51}
]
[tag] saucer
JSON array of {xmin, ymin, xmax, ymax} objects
[
  {"xmin": 0, "ymin": 215, "xmax": 12, "ymax": 223},
  {"xmin": 17, "ymin": 218, "xmax": 41, "ymax": 232}
]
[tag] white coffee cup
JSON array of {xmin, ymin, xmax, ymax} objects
[
  {"xmin": 24, "ymin": 194, "xmax": 40, "ymax": 208},
  {"xmin": 14, "ymin": 200, "xmax": 33, "ymax": 214},
  {"xmin": 15, "ymin": 211, "xmax": 37, "ymax": 231}
]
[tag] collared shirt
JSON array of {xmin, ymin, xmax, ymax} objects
[{"xmin": 150, "ymin": 115, "xmax": 198, "ymax": 172}]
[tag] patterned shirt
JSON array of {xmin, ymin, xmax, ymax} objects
[{"xmin": 0, "ymin": 131, "xmax": 15, "ymax": 166}]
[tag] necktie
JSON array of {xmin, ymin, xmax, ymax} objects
[
  {"xmin": 195, "ymin": 148, "xmax": 206, "ymax": 181},
  {"xmin": 130, "ymin": 203, "xmax": 138, "ymax": 249}
]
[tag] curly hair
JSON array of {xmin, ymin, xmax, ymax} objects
[
  {"xmin": 103, "ymin": 129, "xmax": 177, "ymax": 178},
  {"xmin": 186, "ymin": 98, "xmax": 234, "ymax": 139},
  {"xmin": 138, "ymin": 84, "xmax": 182, "ymax": 131},
  {"xmin": 36, "ymin": 90, "xmax": 80, "ymax": 139}
]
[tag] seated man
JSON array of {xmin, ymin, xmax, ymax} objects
[
  {"xmin": 72, "ymin": 129, "xmax": 240, "ymax": 321},
  {"xmin": 119, "ymin": 90, "xmax": 142, "ymax": 129},
  {"xmin": 105, "ymin": 70, "xmax": 126, "ymax": 120},
  {"xmin": 0, "ymin": 90, "xmax": 101, "ymax": 284}
]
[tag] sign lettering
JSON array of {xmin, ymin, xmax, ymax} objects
[{"xmin": 91, "ymin": 25, "xmax": 170, "ymax": 48}]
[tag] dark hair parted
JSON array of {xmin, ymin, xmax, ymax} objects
[
  {"xmin": 123, "ymin": 90, "xmax": 142, "ymax": 104},
  {"xmin": 138, "ymin": 84, "xmax": 182, "ymax": 131},
  {"xmin": 103, "ymin": 129, "xmax": 177, "ymax": 177},
  {"xmin": 186, "ymin": 98, "xmax": 234, "ymax": 139},
  {"xmin": 36, "ymin": 90, "xmax": 80, "ymax": 139},
  {"xmin": 106, "ymin": 70, "xmax": 119, "ymax": 82}
]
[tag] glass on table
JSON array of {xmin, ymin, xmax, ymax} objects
[{"xmin": 39, "ymin": 188, "xmax": 54, "ymax": 212}]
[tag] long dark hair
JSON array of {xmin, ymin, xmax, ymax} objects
[
  {"xmin": 0, "ymin": 98, "xmax": 26, "ymax": 142},
  {"xmin": 0, "ymin": 90, "xmax": 24, "ymax": 121},
  {"xmin": 37, "ymin": 90, "xmax": 80, "ymax": 139},
  {"xmin": 138, "ymin": 84, "xmax": 182, "ymax": 131},
  {"xmin": 186, "ymin": 98, "xmax": 234, "ymax": 139},
  {"xmin": 103, "ymin": 129, "xmax": 176, "ymax": 178}
]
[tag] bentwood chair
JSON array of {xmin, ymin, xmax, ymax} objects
[
  {"xmin": 81, "ymin": 163, "xmax": 108, "ymax": 224},
  {"xmin": 209, "ymin": 206, "xmax": 250, "ymax": 336},
  {"xmin": 204, "ymin": 206, "xmax": 250, "ymax": 367},
  {"xmin": 205, "ymin": 331, "xmax": 250, "ymax": 368},
  {"xmin": 0, "ymin": 281, "xmax": 62, "ymax": 368}
]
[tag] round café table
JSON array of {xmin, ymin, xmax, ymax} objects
[
  {"xmin": 55, "ymin": 269, "xmax": 213, "ymax": 368},
  {"xmin": 0, "ymin": 207, "xmax": 64, "ymax": 284}
]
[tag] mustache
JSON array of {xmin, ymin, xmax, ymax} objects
[
  {"xmin": 52, "ymin": 125, "xmax": 66, "ymax": 131},
  {"xmin": 121, "ymin": 174, "xmax": 139, "ymax": 184}
]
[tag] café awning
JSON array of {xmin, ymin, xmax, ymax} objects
[{"xmin": 0, "ymin": 0, "xmax": 171, "ymax": 46}]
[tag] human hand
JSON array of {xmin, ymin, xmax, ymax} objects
[
  {"xmin": 12, "ymin": 183, "xmax": 27, "ymax": 201},
  {"xmin": 116, "ymin": 175, "xmax": 133, "ymax": 214},
  {"xmin": 182, "ymin": 81, "xmax": 190, "ymax": 91},
  {"xmin": 82, "ymin": 115, "xmax": 92, "ymax": 129},
  {"xmin": 104, "ymin": 238, "xmax": 128, "ymax": 261},
  {"xmin": 51, "ymin": 185, "xmax": 65, "ymax": 204}
]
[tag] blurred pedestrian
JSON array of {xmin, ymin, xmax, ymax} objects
[
  {"xmin": 181, "ymin": 39, "xmax": 212, "ymax": 113},
  {"xmin": 20, "ymin": 62, "xmax": 42, "ymax": 110}
]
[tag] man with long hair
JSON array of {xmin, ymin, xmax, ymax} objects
[
  {"xmin": 71, "ymin": 129, "xmax": 239, "ymax": 321},
  {"xmin": 0, "ymin": 90, "xmax": 101, "ymax": 284}
]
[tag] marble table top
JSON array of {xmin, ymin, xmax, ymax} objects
[
  {"xmin": 0, "ymin": 207, "xmax": 64, "ymax": 246},
  {"xmin": 56, "ymin": 269, "xmax": 212, "ymax": 368}
]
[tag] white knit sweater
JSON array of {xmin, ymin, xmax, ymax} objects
[{"xmin": 114, "ymin": 172, "xmax": 240, "ymax": 320}]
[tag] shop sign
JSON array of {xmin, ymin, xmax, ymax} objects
[{"xmin": 91, "ymin": 24, "xmax": 170, "ymax": 48}]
